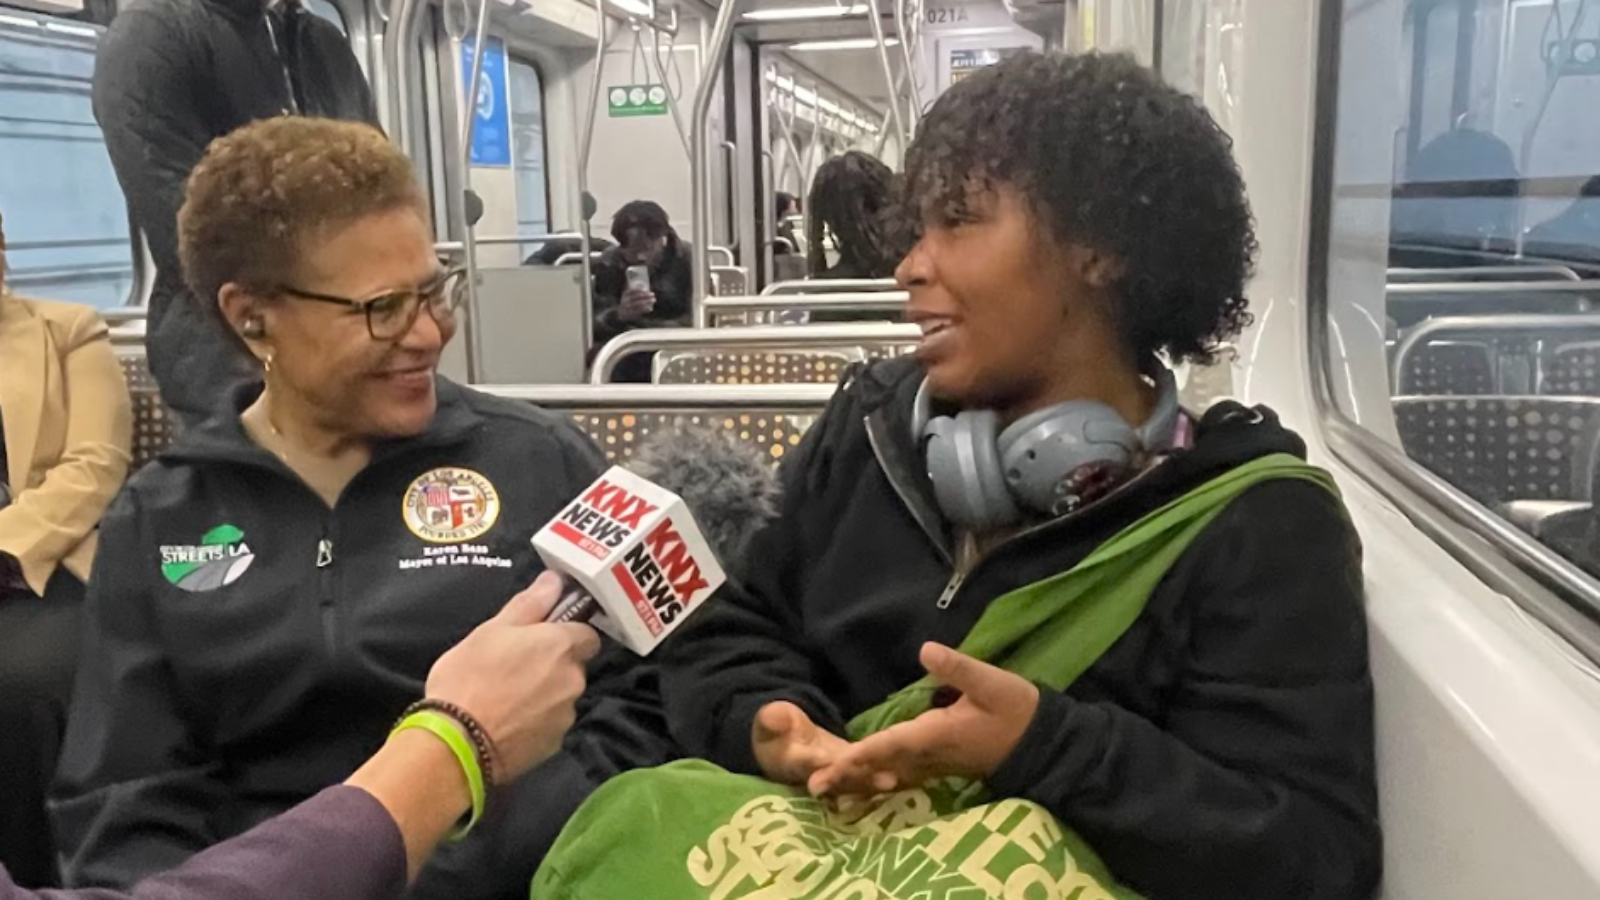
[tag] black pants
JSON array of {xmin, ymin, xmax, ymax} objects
[{"xmin": 0, "ymin": 568, "xmax": 84, "ymax": 888}]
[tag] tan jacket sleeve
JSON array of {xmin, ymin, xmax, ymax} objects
[{"xmin": 0, "ymin": 307, "xmax": 133, "ymax": 594}]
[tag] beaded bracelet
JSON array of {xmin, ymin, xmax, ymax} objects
[
  {"xmin": 399, "ymin": 699, "xmax": 503, "ymax": 789},
  {"xmin": 390, "ymin": 710, "xmax": 485, "ymax": 840}
]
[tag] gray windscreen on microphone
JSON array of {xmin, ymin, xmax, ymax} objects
[{"xmin": 625, "ymin": 425, "xmax": 782, "ymax": 567}]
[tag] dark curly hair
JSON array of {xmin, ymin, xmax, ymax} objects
[
  {"xmin": 808, "ymin": 151, "xmax": 897, "ymax": 278},
  {"xmin": 901, "ymin": 51, "xmax": 1256, "ymax": 365},
  {"xmin": 611, "ymin": 199, "xmax": 679, "ymax": 250}
]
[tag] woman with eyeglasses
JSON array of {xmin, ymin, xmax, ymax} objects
[{"xmin": 51, "ymin": 118, "xmax": 630, "ymax": 892}]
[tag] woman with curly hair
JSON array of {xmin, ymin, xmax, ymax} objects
[{"xmin": 532, "ymin": 52, "xmax": 1379, "ymax": 900}]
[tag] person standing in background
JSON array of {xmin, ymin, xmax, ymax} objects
[
  {"xmin": 0, "ymin": 210, "xmax": 132, "ymax": 888},
  {"xmin": 92, "ymin": 0, "xmax": 379, "ymax": 426}
]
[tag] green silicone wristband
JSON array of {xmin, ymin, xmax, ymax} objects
[{"xmin": 392, "ymin": 710, "xmax": 486, "ymax": 841}]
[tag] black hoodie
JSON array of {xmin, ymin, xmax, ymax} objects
[
  {"xmin": 587, "ymin": 243, "xmax": 694, "ymax": 383},
  {"xmin": 50, "ymin": 381, "xmax": 674, "ymax": 893},
  {"xmin": 660, "ymin": 357, "xmax": 1381, "ymax": 900},
  {"xmin": 92, "ymin": 0, "xmax": 379, "ymax": 424}
]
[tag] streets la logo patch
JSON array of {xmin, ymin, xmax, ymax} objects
[
  {"xmin": 161, "ymin": 524, "xmax": 256, "ymax": 592},
  {"xmin": 403, "ymin": 467, "xmax": 501, "ymax": 543}
]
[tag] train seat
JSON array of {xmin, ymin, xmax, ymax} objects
[
  {"xmin": 710, "ymin": 267, "xmax": 748, "ymax": 296},
  {"xmin": 654, "ymin": 349, "xmax": 862, "ymax": 385},
  {"xmin": 1543, "ymin": 341, "xmax": 1600, "ymax": 396},
  {"xmin": 1392, "ymin": 395, "xmax": 1600, "ymax": 508},
  {"xmin": 118, "ymin": 357, "xmax": 832, "ymax": 468},
  {"xmin": 566, "ymin": 409, "xmax": 818, "ymax": 465},
  {"xmin": 117, "ymin": 351, "xmax": 180, "ymax": 472},
  {"xmin": 1396, "ymin": 341, "xmax": 1496, "ymax": 395}
]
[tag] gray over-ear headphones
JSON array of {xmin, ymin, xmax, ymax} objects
[{"xmin": 913, "ymin": 367, "xmax": 1182, "ymax": 530}]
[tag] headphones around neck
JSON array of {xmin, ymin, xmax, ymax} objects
[{"xmin": 913, "ymin": 367, "xmax": 1182, "ymax": 530}]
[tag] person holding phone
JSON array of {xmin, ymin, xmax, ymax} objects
[{"xmin": 588, "ymin": 200, "xmax": 694, "ymax": 383}]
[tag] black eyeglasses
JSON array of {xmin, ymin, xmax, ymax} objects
[{"xmin": 277, "ymin": 267, "xmax": 467, "ymax": 341}]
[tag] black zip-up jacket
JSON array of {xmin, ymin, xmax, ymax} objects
[
  {"xmin": 92, "ymin": 0, "xmax": 378, "ymax": 424},
  {"xmin": 50, "ymin": 381, "xmax": 674, "ymax": 892},
  {"xmin": 590, "ymin": 243, "xmax": 695, "ymax": 344},
  {"xmin": 588, "ymin": 243, "xmax": 694, "ymax": 383},
  {"xmin": 660, "ymin": 358, "xmax": 1382, "ymax": 900}
]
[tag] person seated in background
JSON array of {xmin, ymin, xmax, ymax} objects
[
  {"xmin": 93, "ymin": 0, "xmax": 379, "ymax": 427},
  {"xmin": 521, "ymin": 236, "xmax": 613, "ymax": 267},
  {"xmin": 806, "ymin": 150, "xmax": 897, "ymax": 280},
  {"xmin": 774, "ymin": 191, "xmax": 800, "ymax": 254},
  {"xmin": 1389, "ymin": 126, "xmax": 1521, "ymax": 266},
  {"xmin": 531, "ymin": 52, "xmax": 1379, "ymax": 900},
  {"xmin": 1525, "ymin": 175, "xmax": 1600, "ymax": 264},
  {"xmin": 588, "ymin": 200, "xmax": 694, "ymax": 383},
  {"xmin": 0, "ymin": 211, "xmax": 132, "ymax": 889},
  {"xmin": 50, "ymin": 118, "xmax": 670, "ymax": 896}
]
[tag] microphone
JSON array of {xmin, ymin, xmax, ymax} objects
[{"xmin": 532, "ymin": 426, "xmax": 781, "ymax": 655}]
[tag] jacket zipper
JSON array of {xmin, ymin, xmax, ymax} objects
[
  {"xmin": 316, "ymin": 527, "xmax": 337, "ymax": 655},
  {"xmin": 935, "ymin": 571, "xmax": 965, "ymax": 609},
  {"xmin": 263, "ymin": 13, "xmax": 300, "ymax": 114}
]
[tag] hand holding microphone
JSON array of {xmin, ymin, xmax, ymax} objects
[
  {"xmin": 532, "ymin": 426, "xmax": 780, "ymax": 655},
  {"xmin": 423, "ymin": 572, "xmax": 602, "ymax": 780}
]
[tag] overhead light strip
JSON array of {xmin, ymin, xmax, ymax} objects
[
  {"xmin": 743, "ymin": 5, "xmax": 868, "ymax": 20},
  {"xmin": 605, "ymin": 0, "xmax": 654, "ymax": 19},
  {"xmin": 787, "ymin": 37, "xmax": 897, "ymax": 51}
]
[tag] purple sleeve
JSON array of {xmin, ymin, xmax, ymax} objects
[{"xmin": 7, "ymin": 787, "xmax": 406, "ymax": 900}]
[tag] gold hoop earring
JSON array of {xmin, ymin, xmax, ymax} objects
[{"xmin": 262, "ymin": 352, "xmax": 274, "ymax": 375}]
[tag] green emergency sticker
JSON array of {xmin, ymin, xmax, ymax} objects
[{"xmin": 608, "ymin": 84, "xmax": 669, "ymax": 118}]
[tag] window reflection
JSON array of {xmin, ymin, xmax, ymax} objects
[{"xmin": 1325, "ymin": 0, "xmax": 1600, "ymax": 579}]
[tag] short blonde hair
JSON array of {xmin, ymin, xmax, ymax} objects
[{"xmin": 178, "ymin": 117, "xmax": 426, "ymax": 308}]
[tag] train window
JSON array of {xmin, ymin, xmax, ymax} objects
[
  {"xmin": 1320, "ymin": 0, "xmax": 1600, "ymax": 585},
  {"xmin": 0, "ymin": 9, "xmax": 132, "ymax": 309},
  {"xmin": 302, "ymin": 0, "xmax": 348, "ymax": 35},
  {"xmin": 508, "ymin": 54, "xmax": 551, "ymax": 246}
]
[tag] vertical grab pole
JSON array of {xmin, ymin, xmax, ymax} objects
[
  {"xmin": 577, "ymin": 0, "xmax": 610, "ymax": 352},
  {"xmin": 761, "ymin": 148, "xmax": 775, "ymax": 280},
  {"xmin": 864, "ymin": 0, "xmax": 907, "ymax": 152},
  {"xmin": 459, "ymin": 0, "xmax": 491, "ymax": 150},
  {"xmin": 893, "ymin": 0, "xmax": 922, "ymax": 129},
  {"xmin": 805, "ymin": 86, "xmax": 825, "ymax": 189},
  {"xmin": 385, "ymin": 0, "xmax": 422, "ymax": 155},
  {"xmin": 690, "ymin": 0, "xmax": 741, "ymax": 324},
  {"xmin": 721, "ymin": 139, "xmax": 738, "ymax": 248},
  {"xmin": 371, "ymin": 0, "xmax": 394, "ymax": 135},
  {"xmin": 457, "ymin": 0, "xmax": 492, "ymax": 382}
]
